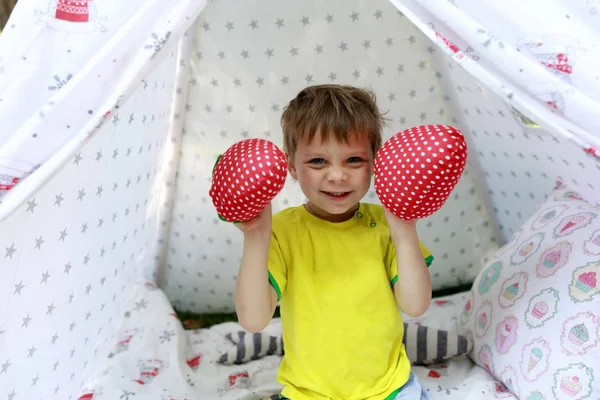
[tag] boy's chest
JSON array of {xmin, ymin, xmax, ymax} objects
[{"xmin": 286, "ymin": 237, "xmax": 391, "ymax": 297}]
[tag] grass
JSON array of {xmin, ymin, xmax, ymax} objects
[{"xmin": 175, "ymin": 283, "xmax": 473, "ymax": 329}]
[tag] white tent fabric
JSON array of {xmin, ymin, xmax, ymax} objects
[
  {"xmin": 0, "ymin": 0, "xmax": 599, "ymax": 399},
  {"xmin": 161, "ymin": 1, "xmax": 501, "ymax": 313},
  {"xmin": 391, "ymin": 0, "xmax": 600, "ymax": 154},
  {"xmin": 0, "ymin": 0, "xmax": 208, "ymax": 221}
]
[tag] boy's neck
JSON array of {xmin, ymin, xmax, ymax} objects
[{"xmin": 303, "ymin": 202, "xmax": 360, "ymax": 223}]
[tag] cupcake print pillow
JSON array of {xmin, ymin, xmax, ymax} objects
[{"xmin": 459, "ymin": 183, "xmax": 600, "ymax": 399}]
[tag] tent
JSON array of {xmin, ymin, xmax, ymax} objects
[{"xmin": 0, "ymin": 0, "xmax": 599, "ymax": 398}]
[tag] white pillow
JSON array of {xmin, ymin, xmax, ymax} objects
[{"xmin": 459, "ymin": 183, "xmax": 600, "ymax": 399}]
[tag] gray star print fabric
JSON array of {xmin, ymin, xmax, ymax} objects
[{"xmin": 0, "ymin": 0, "xmax": 599, "ymax": 399}]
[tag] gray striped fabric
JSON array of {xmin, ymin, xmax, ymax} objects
[
  {"xmin": 219, "ymin": 331, "xmax": 283, "ymax": 365},
  {"xmin": 218, "ymin": 323, "xmax": 471, "ymax": 365},
  {"xmin": 401, "ymin": 322, "xmax": 472, "ymax": 365}
]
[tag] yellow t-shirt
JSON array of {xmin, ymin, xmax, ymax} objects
[{"xmin": 267, "ymin": 202, "xmax": 434, "ymax": 400}]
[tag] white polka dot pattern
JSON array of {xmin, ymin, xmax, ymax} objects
[
  {"xmin": 374, "ymin": 125, "xmax": 468, "ymax": 220},
  {"xmin": 209, "ymin": 138, "xmax": 287, "ymax": 222}
]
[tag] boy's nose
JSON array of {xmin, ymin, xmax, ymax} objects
[{"xmin": 327, "ymin": 168, "xmax": 347, "ymax": 183}]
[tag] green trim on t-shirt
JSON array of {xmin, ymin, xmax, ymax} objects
[
  {"xmin": 425, "ymin": 254, "xmax": 434, "ymax": 267},
  {"xmin": 390, "ymin": 254, "xmax": 435, "ymax": 287},
  {"xmin": 384, "ymin": 387, "xmax": 402, "ymax": 400},
  {"xmin": 268, "ymin": 270, "xmax": 281, "ymax": 302}
]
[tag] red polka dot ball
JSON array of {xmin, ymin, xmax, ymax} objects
[
  {"xmin": 209, "ymin": 138, "xmax": 288, "ymax": 223},
  {"xmin": 374, "ymin": 124, "xmax": 467, "ymax": 220}
]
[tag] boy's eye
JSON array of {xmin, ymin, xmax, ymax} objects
[
  {"xmin": 348, "ymin": 157, "xmax": 364, "ymax": 163},
  {"xmin": 309, "ymin": 158, "xmax": 326, "ymax": 165}
]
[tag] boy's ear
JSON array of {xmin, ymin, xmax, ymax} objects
[{"xmin": 285, "ymin": 152, "xmax": 298, "ymax": 180}]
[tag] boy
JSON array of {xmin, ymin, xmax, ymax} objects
[{"xmin": 235, "ymin": 84, "xmax": 434, "ymax": 400}]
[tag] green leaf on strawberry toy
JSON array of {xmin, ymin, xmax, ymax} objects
[
  {"xmin": 374, "ymin": 124, "xmax": 467, "ymax": 220},
  {"xmin": 209, "ymin": 138, "xmax": 288, "ymax": 223}
]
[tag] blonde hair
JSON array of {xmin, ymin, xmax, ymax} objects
[{"xmin": 281, "ymin": 84, "xmax": 388, "ymax": 162}]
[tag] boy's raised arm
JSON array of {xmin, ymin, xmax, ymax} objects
[
  {"xmin": 234, "ymin": 204, "xmax": 278, "ymax": 333},
  {"xmin": 384, "ymin": 209, "xmax": 432, "ymax": 317}
]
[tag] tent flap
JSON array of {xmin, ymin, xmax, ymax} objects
[
  {"xmin": 388, "ymin": 0, "xmax": 600, "ymax": 158},
  {"xmin": 0, "ymin": 0, "xmax": 208, "ymax": 222}
]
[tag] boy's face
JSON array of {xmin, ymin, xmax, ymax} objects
[{"xmin": 288, "ymin": 130, "xmax": 374, "ymax": 222}]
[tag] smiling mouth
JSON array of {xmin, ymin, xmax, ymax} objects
[{"xmin": 322, "ymin": 191, "xmax": 352, "ymax": 199}]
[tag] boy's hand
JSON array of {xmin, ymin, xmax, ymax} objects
[
  {"xmin": 383, "ymin": 208, "xmax": 418, "ymax": 235},
  {"xmin": 235, "ymin": 203, "xmax": 272, "ymax": 234}
]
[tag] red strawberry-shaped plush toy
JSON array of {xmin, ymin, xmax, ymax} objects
[
  {"xmin": 209, "ymin": 138, "xmax": 288, "ymax": 223},
  {"xmin": 374, "ymin": 124, "xmax": 467, "ymax": 220}
]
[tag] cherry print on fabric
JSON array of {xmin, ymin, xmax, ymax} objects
[
  {"xmin": 373, "ymin": 124, "xmax": 467, "ymax": 220},
  {"xmin": 209, "ymin": 138, "xmax": 287, "ymax": 223},
  {"xmin": 552, "ymin": 363, "xmax": 594, "ymax": 400},
  {"xmin": 520, "ymin": 338, "xmax": 551, "ymax": 382}
]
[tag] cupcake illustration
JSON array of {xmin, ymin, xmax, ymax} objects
[
  {"xmin": 519, "ymin": 242, "xmax": 534, "ymax": 257},
  {"xmin": 528, "ymin": 348, "xmax": 543, "ymax": 372},
  {"xmin": 540, "ymin": 209, "xmax": 557, "ymax": 223},
  {"xmin": 478, "ymin": 312, "xmax": 488, "ymax": 329},
  {"xmin": 536, "ymin": 242, "xmax": 571, "ymax": 278},
  {"xmin": 503, "ymin": 282, "xmax": 519, "ymax": 300},
  {"xmin": 531, "ymin": 300, "xmax": 548, "ymax": 319},
  {"xmin": 560, "ymin": 376, "xmax": 582, "ymax": 396},
  {"xmin": 475, "ymin": 301, "xmax": 493, "ymax": 337},
  {"xmin": 575, "ymin": 272, "xmax": 597, "ymax": 293},
  {"xmin": 532, "ymin": 205, "xmax": 568, "ymax": 230},
  {"xmin": 568, "ymin": 323, "xmax": 590, "ymax": 345},
  {"xmin": 525, "ymin": 288, "xmax": 560, "ymax": 328},
  {"xmin": 542, "ymin": 250, "xmax": 560, "ymax": 268}
]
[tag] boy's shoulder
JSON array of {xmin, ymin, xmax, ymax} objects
[
  {"xmin": 271, "ymin": 205, "xmax": 304, "ymax": 229},
  {"xmin": 358, "ymin": 202, "xmax": 386, "ymax": 217},
  {"xmin": 272, "ymin": 204, "xmax": 303, "ymax": 219}
]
